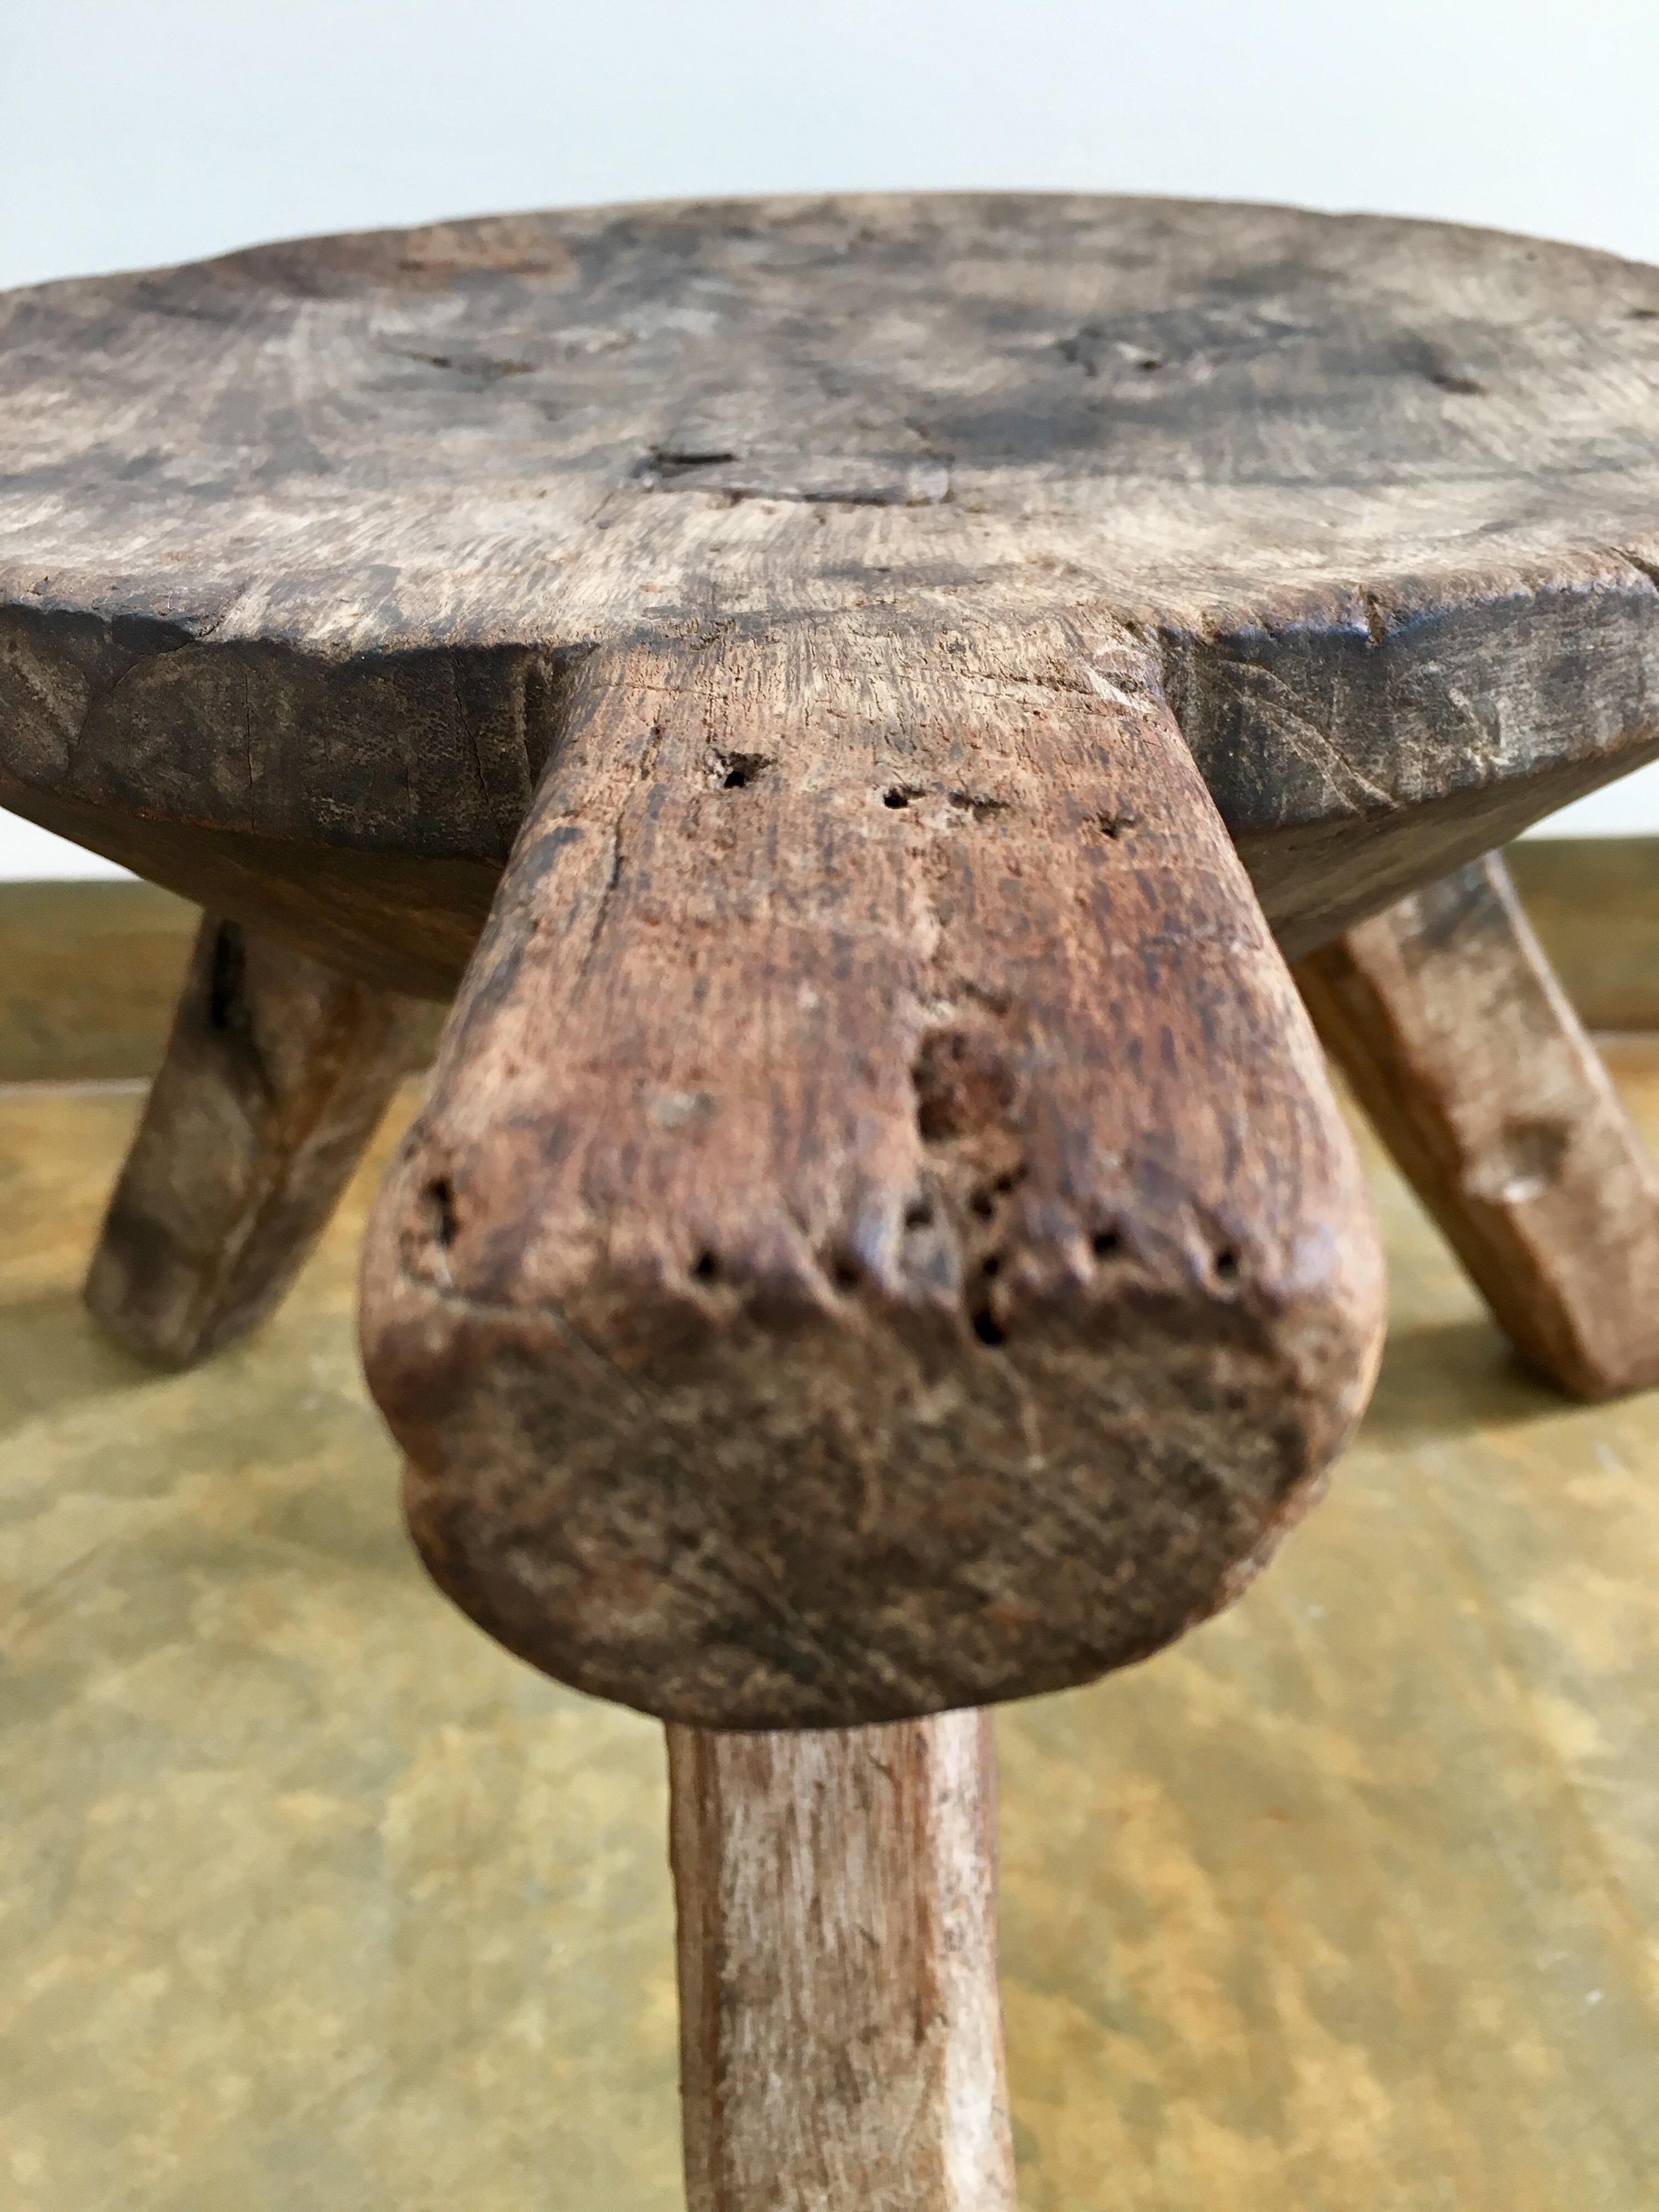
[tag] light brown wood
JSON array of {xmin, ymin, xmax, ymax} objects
[
  {"xmin": 7, "ymin": 195, "xmax": 1659, "ymax": 985},
  {"xmin": 1296, "ymin": 852, "xmax": 1659, "ymax": 1399},
  {"xmin": 361, "ymin": 619, "xmax": 1384, "ymax": 1729},
  {"xmin": 669, "ymin": 1709, "xmax": 1014, "ymax": 2212},
  {"xmin": 86, "ymin": 915, "xmax": 429, "ymax": 1367}
]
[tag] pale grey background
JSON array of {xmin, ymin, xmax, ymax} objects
[{"xmin": 4, "ymin": 0, "xmax": 1657, "ymax": 874}]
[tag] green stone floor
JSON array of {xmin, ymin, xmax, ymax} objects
[{"xmin": 3, "ymin": 1060, "xmax": 1657, "ymax": 2210}]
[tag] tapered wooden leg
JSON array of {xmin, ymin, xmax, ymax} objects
[
  {"xmin": 1295, "ymin": 852, "xmax": 1659, "ymax": 1400},
  {"xmin": 669, "ymin": 1709, "xmax": 1014, "ymax": 2212},
  {"xmin": 360, "ymin": 619, "xmax": 1380, "ymax": 2201},
  {"xmin": 86, "ymin": 915, "xmax": 431, "ymax": 1368}
]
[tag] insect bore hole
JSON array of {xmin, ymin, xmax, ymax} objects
[
  {"xmin": 1091, "ymin": 1228, "xmax": 1122, "ymax": 1260},
  {"xmin": 426, "ymin": 1178, "xmax": 459, "ymax": 1249},
  {"xmin": 883, "ymin": 786, "xmax": 912, "ymax": 809},
  {"xmin": 691, "ymin": 1250, "xmax": 721, "ymax": 1284},
  {"xmin": 711, "ymin": 749, "xmax": 768, "ymax": 791},
  {"xmin": 1213, "ymin": 1246, "xmax": 1240, "ymax": 1281},
  {"xmin": 207, "ymin": 922, "xmax": 249, "ymax": 1034}
]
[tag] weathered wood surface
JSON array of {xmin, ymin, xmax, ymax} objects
[
  {"xmin": 1297, "ymin": 853, "xmax": 1659, "ymax": 1400},
  {"xmin": 5, "ymin": 195, "xmax": 1659, "ymax": 989},
  {"xmin": 86, "ymin": 916, "xmax": 427, "ymax": 1366},
  {"xmin": 361, "ymin": 622, "xmax": 1384, "ymax": 1729},
  {"xmin": 670, "ymin": 1711, "xmax": 1013, "ymax": 2212}
]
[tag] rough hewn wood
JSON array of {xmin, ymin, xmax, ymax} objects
[
  {"xmin": 86, "ymin": 916, "xmax": 429, "ymax": 1366},
  {"xmin": 1297, "ymin": 853, "xmax": 1659, "ymax": 1399},
  {"xmin": 11, "ymin": 192, "xmax": 1655, "ymax": 2208},
  {"xmin": 669, "ymin": 1710, "xmax": 1013, "ymax": 2212},
  {"xmin": 6, "ymin": 195, "xmax": 1659, "ymax": 982},
  {"xmin": 360, "ymin": 619, "xmax": 1384, "ymax": 1729}
]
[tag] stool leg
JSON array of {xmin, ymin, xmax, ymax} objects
[
  {"xmin": 361, "ymin": 620, "xmax": 1381, "ymax": 2201},
  {"xmin": 669, "ymin": 1710, "xmax": 1014, "ymax": 2212},
  {"xmin": 1295, "ymin": 851, "xmax": 1659, "ymax": 1399},
  {"xmin": 86, "ymin": 914, "xmax": 429, "ymax": 1367}
]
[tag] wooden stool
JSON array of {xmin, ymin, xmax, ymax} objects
[{"xmin": 5, "ymin": 193, "xmax": 1659, "ymax": 2204}]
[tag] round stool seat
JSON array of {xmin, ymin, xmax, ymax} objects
[
  {"xmin": 3, "ymin": 193, "xmax": 1657, "ymax": 994},
  {"xmin": 11, "ymin": 195, "xmax": 1659, "ymax": 2209}
]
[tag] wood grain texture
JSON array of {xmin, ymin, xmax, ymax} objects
[
  {"xmin": 359, "ymin": 618, "xmax": 1384, "ymax": 1728},
  {"xmin": 6, "ymin": 194, "xmax": 1659, "ymax": 982},
  {"xmin": 86, "ymin": 916, "xmax": 428, "ymax": 1366},
  {"xmin": 669, "ymin": 1710, "xmax": 1013, "ymax": 2212},
  {"xmin": 1296, "ymin": 853, "xmax": 1659, "ymax": 1399}
]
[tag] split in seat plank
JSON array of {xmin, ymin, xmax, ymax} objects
[{"xmin": 8, "ymin": 195, "xmax": 1659, "ymax": 989}]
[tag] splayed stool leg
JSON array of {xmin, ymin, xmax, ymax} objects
[
  {"xmin": 87, "ymin": 914, "xmax": 432, "ymax": 1368},
  {"xmin": 1297, "ymin": 852, "xmax": 1659, "ymax": 1400}
]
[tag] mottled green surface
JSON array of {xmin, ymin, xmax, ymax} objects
[
  {"xmin": 0, "ymin": 882, "xmax": 196, "ymax": 1083},
  {"xmin": 1507, "ymin": 842, "xmax": 1659, "ymax": 1031},
  {"xmin": 0, "ymin": 848, "xmax": 1646, "ymax": 1089},
  {"xmin": 2, "ymin": 1064, "xmax": 1657, "ymax": 2209}
]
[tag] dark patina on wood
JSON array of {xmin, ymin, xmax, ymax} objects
[
  {"xmin": 361, "ymin": 620, "xmax": 1383, "ymax": 1728},
  {"xmin": 5, "ymin": 195, "xmax": 1659, "ymax": 990},
  {"xmin": 11, "ymin": 192, "xmax": 1651, "ymax": 2200}
]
